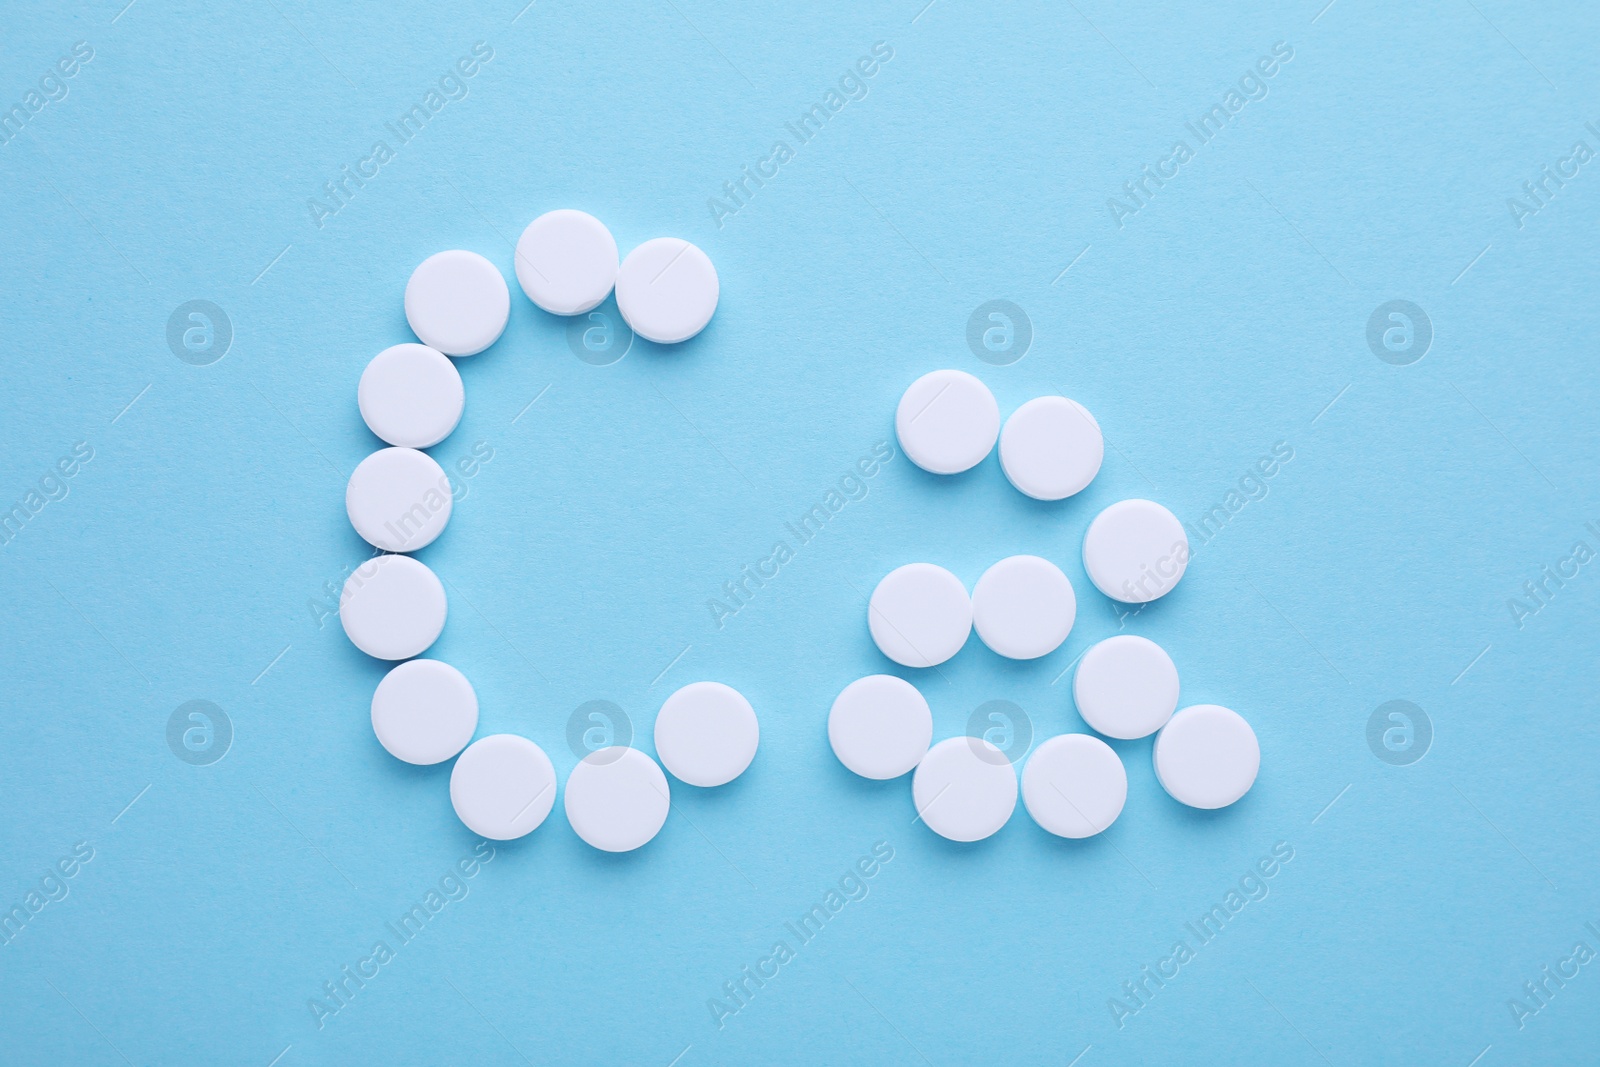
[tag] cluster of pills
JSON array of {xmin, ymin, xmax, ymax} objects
[
  {"xmin": 829, "ymin": 369, "xmax": 1260, "ymax": 842},
  {"xmin": 340, "ymin": 210, "xmax": 741, "ymax": 849}
]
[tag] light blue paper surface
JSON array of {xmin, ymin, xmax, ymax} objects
[{"xmin": 2, "ymin": 1, "xmax": 1597, "ymax": 1063}]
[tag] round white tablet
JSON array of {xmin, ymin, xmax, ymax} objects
[
  {"xmin": 449, "ymin": 734, "xmax": 557, "ymax": 840},
  {"xmin": 1073, "ymin": 635, "xmax": 1179, "ymax": 739},
  {"xmin": 971, "ymin": 555, "xmax": 1077, "ymax": 660},
  {"xmin": 654, "ymin": 681, "xmax": 758, "ymax": 787},
  {"xmin": 828, "ymin": 675, "xmax": 933, "ymax": 780},
  {"xmin": 515, "ymin": 209, "xmax": 619, "ymax": 316},
  {"xmin": 339, "ymin": 553, "xmax": 447, "ymax": 660},
  {"xmin": 614, "ymin": 238, "xmax": 719, "ymax": 344},
  {"xmin": 912, "ymin": 737, "xmax": 1018, "ymax": 842},
  {"xmin": 564, "ymin": 747, "xmax": 671, "ymax": 852},
  {"xmin": 346, "ymin": 447, "xmax": 452, "ymax": 552},
  {"xmin": 1021, "ymin": 734, "xmax": 1127, "ymax": 838},
  {"xmin": 999, "ymin": 395, "xmax": 1104, "ymax": 500},
  {"xmin": 1082, "ymin": 499, "xmax": 1190, "ymax": 604},
  {"xmin": 895, "ymin": 370, "xmax": 1000, "ymax": 475},
  {"xmin": 404, "ymin": 250, "xmax": 510, "ymax": 356},
  {"xmin": 1153, "ymin": 705, "xmax": 1260, "ymax": 809},
  {"xmin": 357, "ymin": 343, "xmax": 465, "ymax": 449},
  {"xmin": 371, "ymin": 659, "xmax": 478, "ymax": 765},
  {"xmin": 868, "ymin": 563, "xmax": 972, "ymax": 668}
]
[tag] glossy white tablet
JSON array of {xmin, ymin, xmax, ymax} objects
[
  {"xmin": 1073, "ymin": 635, "xmax": 1179, "ymax": 740},
  {"xmin": 971, "ymin": 555, "xmax": 1076, "ymax": 660},
  {"xmin": 346, "ymin": 447, "xmax": 452, "ymax": 552},
  {"xmin": 999, "ymin": 396, "xmax": 1103, "ymax": 500},
  {"xmin": 339, "ymin": 554, "xmax": 447, "ymax": 660},
  {"xmin": 614, "ymin": 238, "xmax": 718, "ymax": 343},
  {"xmin": 449, "ymin": 734, "xmax": 557, "ymax": 839},
  {"xmin": 654, "ymin": 681, "xmax": 758, "ymax": 787},
  {"xmin": 868, "ymin": 563, "xmax": 972, "ymax": 668},
  {"xmin": 564, "ymin": 747, "xmax": 671, "ymax": 852},
  {"xmin": 828, "ymin": 675, "xmax": 932, "ymax": 780},
  {"xmin": 358, "ymin": 343, "xmax": 464, "ymax": 448},
  {"xmin": 895, "ymin": 370, "xmax": 999, "ymax": 475},
  {"xmin": 912, "ymin": 737, "xmax": 1018, "ymax": 842},
  {"xmin": 371, "ymin": 659, "xmax": 478, "ymax": 765},
  {"xmin": 1082, "ymin": 499, "xmax": 1190, "ymax": 604},
  {"xmin": 1021, "ymin": 734, "xmax": 1127, "ymax": 838},
  {"xmin": 404, "ymin": 250, "xmax": 510, "ymax": 356},
  {"xmin": 1153, "ymin": 705, "xmax": 1260, "ymax": 809},
  {"xmin": 515, "ymin": 209, "xmax": 618, "ymax": 315}
]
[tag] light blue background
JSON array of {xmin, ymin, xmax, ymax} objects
[{"xmin": 2, "ymin": 0, "xmax": 1597, "ymax": 1064}]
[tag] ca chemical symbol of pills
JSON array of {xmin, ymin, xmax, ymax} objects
[
  {"xmin": 342, "ymin": 221, "xmax": 1257, "ymax": 851},
  {"xmin": 828, "ymin": 369, "xmax": 1262, "ymax": 842},
  {"xmin": 340, "ymin": 210, "xmax": 747, "ymax": 852}
]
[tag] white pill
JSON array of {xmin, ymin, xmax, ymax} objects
[
  {"xmin": 614, "ymin": 238, "xmax": 719, "ymax": 344},
  {"xmin": 653, "ymin": 681, "xmax": 758, "ymax": 787},
  {"xmin": 1073, "ymin": 635, "xmax": 1179, "ymax": 739},
  {"xmin": 868, "ymin": 563, "xmax": 972, "ymax": 668},
  {"xmin": 828, "ymin": 675, "xmax": 933, "ymax": 780},
  {"xmin": 515, "ymin": 209, "xmax": 619, "ymax": 315},
  {"xmin": 404, "ymin": 250, "xmax": 510, "ymax": 356},
  {"xmin": 1082, "ymin": 498, "xmax": 1190, "ymax": 604},
  {"xmin": 971, "ymin": 555, "xmax": 1077, "ymax": 660},
  {"xmin": 357, "ymin": 343, "xmax": 464, "ymax": 449},
  {"xmin": 449, "ymin": 734, "xmax": 557, "ymax": 840},
  {"xmin": 339, "ymin": 553, "xmax": 447, "ymax": 660},
  {"xmin": 346, "ymin": 447, "xmax": 452, "ymax": 552},
  {"xmin": 1153, "ymin": 705, "xmax": 1260, "ymax": 809},
  {"xmin": 1021, "ymin": 734, "xmax": 1127, "ymax": 838},
  {"xmin": 912, "ymin": 737, "xmax": 1018, "ymax": 842},
  {"xmin": 999, "ymin": 395, "xmax": 1104, "ymax": 500},
  {"xmin": 371, "ymin": 659, "xmax": 478, "ymax": 765},
  {"xmin": 564, "ymin": 747, "xmax": 671, "ymax": 852},
  {"xmin": 895, "ymin": 370, "xmax": 999, "ymax": 475}
]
